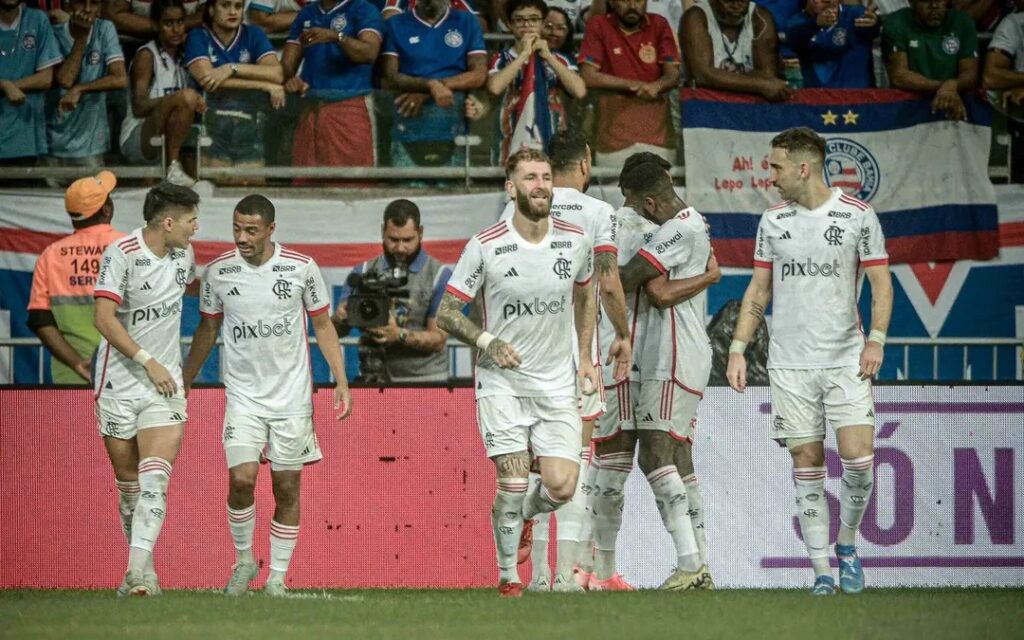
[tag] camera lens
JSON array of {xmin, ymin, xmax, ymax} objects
[{"xmin": 358, "ymin": 299, "xmax": 380, "ymax": 318}]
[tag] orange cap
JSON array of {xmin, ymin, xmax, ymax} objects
[{"xmin": 65, "ymin": 170, "xmax": 117, "ymax": 220}]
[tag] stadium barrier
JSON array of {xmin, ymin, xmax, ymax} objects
[{"xmin": 1, "ymin": 385, "xmax": 1021, "ymax": 590}]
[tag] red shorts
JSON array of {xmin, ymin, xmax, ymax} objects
[{"xmin": 292, "ymin": 95, "xmax": 376, "ymax": 185}]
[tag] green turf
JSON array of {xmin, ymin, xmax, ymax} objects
[{"xmin": 1, "ymin": 588, "xmax": 1022, "ymax": 640}]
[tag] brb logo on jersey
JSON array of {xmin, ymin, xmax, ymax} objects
[
  {"xmin": 502, "ymin": 295, "xmax": 567, "ymax": 319},
  {"xmin": 780, "ymin": 258, "xmax": 841, "ymax": 281},
  {"xmin": 824, "ymin": 138, "xmax": 880, "ymax": 202},
  {"xmin": 231, "ymin": 318, "xmax": 295, "ymax": 343}
]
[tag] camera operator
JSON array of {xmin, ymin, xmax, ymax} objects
[{"xmin": 333, "ymin": 199, "xmax": 453, "ymax": 383}]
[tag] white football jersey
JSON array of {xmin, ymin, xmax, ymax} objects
[
  {"xmin": 447, "ymin": 217, "xmax": 594, "ymax": 399},
  {"xmin": 94, "ymin": 229, "xmax": 196, "ymax": 400},
  {"xmin": 598, "ymin": 206, "xmax": 657, "ymax": 387},
  {"xmin": 500, "ymin": 186, "xmax": 617, "ymax": 366},
  {"xmin": 637, "ymin": 208, "xmax": 713, "ymax": 393},
  {"xmin": 753, "ymin": 188, "xmax": 888, "ymax": 369},
  {"xmin": 201, "ymin": 244, "xmax": 330, "ymax": 417}
]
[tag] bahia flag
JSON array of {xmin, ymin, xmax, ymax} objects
[
  {"xmin": 507, "ymin": 53, "xmax": 552, "ymax": 158},
  {"xmin": 680, "ymin": 89, "xmax": 998, "ymax": 267}
]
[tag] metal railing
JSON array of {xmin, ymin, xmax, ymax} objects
[{"xmin": 1, "ymin": 336, "xmax": 1020, "ymax": 384}]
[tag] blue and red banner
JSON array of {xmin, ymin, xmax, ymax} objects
[{"xmin": 681, "ymin": 89, "xmax": 999, "ymax": 267}]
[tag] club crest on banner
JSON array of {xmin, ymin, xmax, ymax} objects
[{"xmin": 824, "ymin": 138, "xmax": 880, "ymax": 202}]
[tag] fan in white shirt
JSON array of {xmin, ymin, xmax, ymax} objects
[
  {"xmin": 727, "ymin": 127, "xmax": 893, "ymax": 597},
  {"xmin": 183, "ymin": 195, "xmax": 353, "ymax": 598}
]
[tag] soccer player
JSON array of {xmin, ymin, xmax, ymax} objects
[
  {"xmin": 93, "ymin": 182, "xmax": 200, "ymax": 597},
  {"xmin": 609, "ymin": 162, "xmax": 719, "ymax": 590},
  {"xmin": 498, "ymin": 130, "xmax": 631, "ymax": 591},
  {"xmin": 727, "ymin": 127, "xmax": 893, "ymax": 596},
  {"xmin": 183, "ymin": 195, "xmax": 353, "ymax": 598},
  {"xmin": 436, "ymin": 148, "xmax": 601, "ymax": 598}
]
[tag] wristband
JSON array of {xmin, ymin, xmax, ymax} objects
[
  {"xmin": 476, "ymin": 332, "xmax": 495, "ymax": 351},
  {"xmin": 868, "ymin": 330, "xmax": 886, "ymax": 346},
  {"xmin": 728, "ymin": 340, "xmax": 747, "ymax": 355},
  {"xmin": 132, "ymin": 348, "xmax": 152, "ymax": 365}
]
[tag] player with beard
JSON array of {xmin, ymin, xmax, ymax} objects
[
  {"xmin": 499, "ymin": 130, "xmax": 631, "ymax": 591},
  {"xmin": 437, "ymin": 148, "xmax": 600, "ymax": 597}
]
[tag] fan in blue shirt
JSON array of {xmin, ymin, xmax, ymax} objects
[{"xmin": 786, "ymin": 0, "xmax": 879, "ymax": 88}]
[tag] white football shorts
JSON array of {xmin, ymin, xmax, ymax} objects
[
  {"xmin": 96, "ymin": 393, "xmax": 187, "ymax": 439},
  {"xmin": 594, "ymin": 380, "xmax": 639, "ymax": 442},
  {"xmin": 768, "ymin": 365, "xmax": 876, "ymax": 445},
  {"xmin": 476, "ymin": 395, "xmax": 582, "ymax": 462},
  {"xmin": 635, "ymin": 379, "xmax": 701, "ymax": 443},
  {"xmin": 223, "ymin": 411, "xmax": 322, "ymax": 470}
]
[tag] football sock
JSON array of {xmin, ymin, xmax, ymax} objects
[
  {"xmin": 593, "ymin": 452, "xmax": 632, "ymax": 580},
  {"xmin": 576, "ymin": 448, "xmax": 598, "ymax": 573},
  {"xmin": 554, "ymin": 462, "xmax": 586, "ymax": 579},
  {"xmin": 494, "ymin": 478, "xmax": 529, "ymax": 584},
  {"xmin": 522, "ymin": 484, "xmax": 567, "ymax": 520},
  {"xmin": 128, "ymin": 457, "xmax": 172, "ymax": 574},
  {"xmin": 115, "ymin": 480, "xmax": 140, "ymax": 542},
  {"xmin": 793, "ymin": 466, "xmax": 832, "ymax": 577},
  {"xmin": 268, "ymin": 520, "xmax": 299, "ymax": 583},
  {"xmin": 646, "ymin": 465, "xmax": 701, "ymax": 572},
  {"xmin": 838, "ymin": 455, "xmax": 875, "ymax": 547},
  {"xmin": 228, "ymin": 504, "xmax": 257, "ymax": 565},
  {"xmin": 682, "ymin": 473, "xmax": 706, "ymax": 564},
  {"xmin": 528, "ymin": 474, "xmax": 550, "ymax": 579}
]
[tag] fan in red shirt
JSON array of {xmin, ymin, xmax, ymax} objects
[{"xmin": 578, "ymin": 0, "xmax": 680, "ymax": 166}]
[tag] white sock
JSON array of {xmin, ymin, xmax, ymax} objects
[
  {"xmin": 646, "ymin": 465, "xmax": 701, "ymax": 572},
  {"xmin": 228, "ymin": 504, "xmax": 257, "ymax": 565},
  {"xmin": 838, "ymin": 455, "xmax": 874, "ymax": 547},
  {"xmin": 128, "ymin": 457, "xmax": 172, "ymax": 574},
  {"xmin": 593, "ymin": 452, "xmax": 632, "ymax": 580},
  {"xmin": 115, "ymin": 480, "xmax": 140, "ymax": 542},
  {"xmin": 554, "ymin": 462, "xmax": 587, "ymax": 579},
  {"xmin": 268, "ymin": 520, "xmax": 299, "ymax": 583},
  {"xmin": 522, "ymin": 484, "xmax": 568, "ymax": 520},
  {"xmin": 793, "ymin": 466, "xmax": 831, "ymax": 578},
  {"xmin": 527, "ymin": 473, "xmax": 550, "ymax": 579},
  {"xmin": 493, "ymin": 478, "xmax": 528, "ymax": 584},
  {"xmin": 576, "ymin": 448, "xmax": 598, "ymax": 573},
  {"xmin": 682, "ymin": 473, "xmax": 706, "ymax": 565}
]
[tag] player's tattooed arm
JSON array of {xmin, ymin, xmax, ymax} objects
[
  {"xmin": 493, "ymin": 451, "xmax": 531, "ymax": 479},
  {"xmin": 595, "ymin": 252, "xmax": 629, "ymax": 339},
  {"xmin": 732, "ymin": 266, "xmax": 773, "ymax": 343},
  {"xmin": 618, "ymin": 252, "xmax": 662, "ymax": 293},
  {"xmin": 436, "ymin": 291, "xmax": 484, "ymax": 346}
]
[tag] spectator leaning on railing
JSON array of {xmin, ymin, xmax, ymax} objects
[
  {"xmin": 578, "ymin": 0, "xmax": 681, "ymax": 166},
  {"xmin": 882, "ymin": 0, "xmax": 978, "ymax": 120},
  {"xmin": 486, "ymin": 0, "xmax": 586, "ymax": 164},
  {"xmin": 984, "ymin": 0, "xmax": 1024, "ymax": 182},
  {"xmin": 120, "ymin": 0, "xmax": 204, "ymax": 187},
  {"xmin": 384, "ymin": 0, "xmax": 487, "ymax": 31},
  {"xmin": 680, "ymin": 0, "xmax": 794, "ymax": 101},
  {"xmin": 0, "ymin": 0, "xmax": 62, "ymax": 166},
  {"xmin": 381, "ymin": 0, "xmax": 486, "ymax": 169},
  {"xmin": 282, "ymin": 0, "xmax": 383, "ymax": 179},
  {"xmin": 45, "ymin": 0, "xmax": 126, "ymax": 181},
  {"xmin": 184, "ymin": 0, "xmax": 284, "ymax": 182},
  {"xmin": 786, "ymin": 0, "xmax": 879, "ymax": 88}
]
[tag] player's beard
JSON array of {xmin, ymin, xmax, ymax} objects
[{"xmin": 515, "ymin": 186, "xmax": 551, "ymax": 221}]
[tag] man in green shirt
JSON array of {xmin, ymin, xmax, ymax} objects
[{"xmin": 882, "ymin": 0, "xmax": 978, "ymax": 120}]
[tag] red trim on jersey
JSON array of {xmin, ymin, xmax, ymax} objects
[
  {"xmin": 594, "ymin": 244, "xmax": 618, "ymax": 254},
  {"xmin": 839, "ymin": 194, "xmax": 869, "ymax": 211},
  {"xmin": 753, "ymin": 260, "xmax": 773, "ymax": 269},
  {"xmin": 667, "ymin": 431, "xmax": 693, "ymax": 444},
  {"xmin": 860, "ymin": 258, "xmax": 889, "ymax": 267},
  {"xmin": 281, "ymin": 250, "xmax": 312, "ymax": 263},
  {"xmin": 200, "ymin": 311, "xmax": 224, "ymax": 318},
  {"xmin": 766, "ymin": 200, "xmax": 793, "ymax": 212},
  {"xmin": 476, "ymin": 222, "xmax": 508, "ymax": 243},
  {"xmin": 669, "ymin": 314, "xmax": 704, "ymax": 399},
  {"xmin": 116, "ymin": 237, "xmax": 139, "ymax": 249},
  {"xmin": 94, "ymin": 290, "xmax": 122, "ymax": 305},
  {"xmin": 478, "ymin": 228, "xmax": 509, "ymax": 244},
  {"xmin": 552, "ymin": 219, "xmax": 585, "ymax": 235},
  {"xmin": 575, "ymin": 276, "xmax": 592, "ymax": 287},
  {"xmin": 445, "ymin": 284, "xmax": 472, "ymax": 302},
  {"xmin": 307, "ymin": 304, "xmax": 330, "ymax": 317},
  {"xmin": 93, "ymin": 343, "xmax": 111, "ymax": 400},
  {"xmin": 122, "ymin": 246, "xmax": 140, "ymax": 255},
  {"xmin": 637, "ymin": 249, "xmax": 667, "ymax": 275},
  {"xmin": 205, "ymin": 252, "xmax": 236, "ymax": 269}
]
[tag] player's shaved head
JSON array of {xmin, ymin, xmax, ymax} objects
[
  {"xmin": 234, "ymin": 194, "xmax": 275, "ymax": 223},
  {"xmin": 548, "ymin": 130, "xmax": 590, "ymax": 174},
  {"xmin": 770, "ymin": 127, "xmax": 826, "ymax": 167},
  {"xmin": 620, "ymin": 152, "xmax": 671, "ymax": 186},
  {"xmin": 626, "ymin": 160, "xmax": 675, "ymax": 199}
]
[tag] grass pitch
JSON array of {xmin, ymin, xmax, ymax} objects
[{"xmin": 1, "ymin": 588, "xmax": 1022, "ymax": 639}]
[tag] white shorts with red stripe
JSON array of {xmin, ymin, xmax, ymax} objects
[
  {"xmin": 636, "ymin": 380, "xmax": 701, "ymax": 443},
  {"xmin": 594, "ymin": 380, "xmax": 639, "ymax": 442},
  {"xmin": 578, "ymin": 365, "xmax": 607, "ymax": 421},
  {"xmin": 96, "ymin": 393, "xmax": 187, "ymax": 439},
  {"xmin": 223, "ymin": 412, "xmax": 322, "ymax": 469}
]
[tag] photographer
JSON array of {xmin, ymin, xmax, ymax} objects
[{"xmin": 333, "ymin": 199, "xmax": 452, "ymax": 383}]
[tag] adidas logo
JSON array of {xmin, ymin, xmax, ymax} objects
[
  {"xmin": 867, "ymin": 408, "xmax": 874, "ymax": 418},
  {"xmin": 105, "ymin": 381, "xmax": 113, "ymax": 389},
  {"xmin": 141, "ymin": 282, "xmax": 152, "ymax": 291},
  {"xmin": 477, "ymin": 381, "xmax": 482, "ymax": 389},
  {"xmin": 227, "ymin": 286, "xmax": 240, "ymax": 296},
  {"xmin": 504, "ymin": 267, "xmax": 519, "ymax": 278},
  {"xmin": 642, "ymin": 413, "xmax": 654, "ymax": 422},
  {"xmin": 778, "ymin": 231, "xmax": 792, "ymax": 240},
  {"xmin": 170, "ymin": 413, "xmax": 184, "ymax": 421}
]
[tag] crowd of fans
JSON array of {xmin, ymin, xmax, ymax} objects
[{"xmin": 0, "ymin": 0, "xmax": 1016, "ymax": 184}]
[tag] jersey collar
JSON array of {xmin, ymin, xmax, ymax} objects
[{"xmin": 412, "ymin": 7, "xmax": 450, "ymax": 29}]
